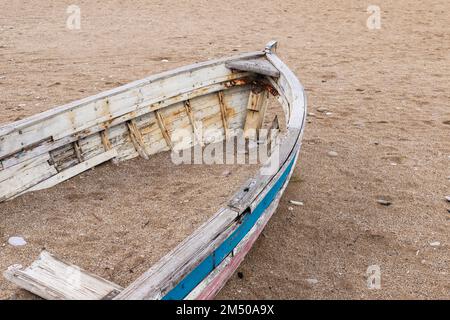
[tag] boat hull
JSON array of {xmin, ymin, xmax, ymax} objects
[{"xmin": 2, "ymin": 41, "xmax": 307, "ymax": 300}]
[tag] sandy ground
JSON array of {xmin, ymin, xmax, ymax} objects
[{"xmin": 0, "ymin": 0, "xmax": 449, "ymax": 299}]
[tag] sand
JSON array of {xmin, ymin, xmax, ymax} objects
[{"xmin": 0, "ymin": 0, "xmax": 449, "ymax": 299}]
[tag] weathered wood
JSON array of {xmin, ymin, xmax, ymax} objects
[
  {"xmin": 184, "ymin": 100, "xmax": 204, "ymax": 147},
  {"xmin": 217, "ymin": 91, "xmax": 229, "ymax": 138},
  {"xmin": 155, "ymin": 110, "xmax": 173, "ymax": 150},
  {"xmin": 267, "ymin": 115, "xmax": 280, "ymax": 154},
  {"xmin": 226, "ymin": 59, "xmax": 280, "ymax": 78},
  {"xmin": 0, "ymin": 78, "xmax": 251, "ymax": 171},
  {"xmin": 243, "ymin": 90, "xmax": 269, "ymax": 139},
  {"xmin": 28, "ymin": 149, "xmax": 118, "ymax": 192},
  {"xmin": 4, "ymin": 251, "xmax": 123, "ymax": 300},
  {"xmin": 228, "ymin": 130, "xmax": 299, "ymax": 212},
  {"xmin": 0, "ymin": 57, "xmax": 259, "ymax": 160},
  {"xmin": 100, "ymin": 130, "xmax": 112, "ymax": 151},
  {"xmin": 0, "ymin": 153, "xmax": 50, "ymax": 183},
  {"xmin": 266, "ymin": 52, "xmax": 306, "ymax": 129},
  {"xmin": 0, "ymin": 155, "xmax": 57, "ymax": 201},
  {"xmin": 73, "ymin": 141, "xmax": 83, "ymax": 163},
  {"xmin": 127, "ymin": 120, "xmax": 150, "ymax": 159},
  {"xmin": 100, "ymin": 130, "xmax": 118, "ymax": 165}
]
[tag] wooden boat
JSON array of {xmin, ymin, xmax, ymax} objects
[{"xmin": 0, "ymin": 41, "xmax": 306, "ymax": 300}]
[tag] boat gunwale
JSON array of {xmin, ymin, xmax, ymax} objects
[{"xmin": 0, "ymin": 51, "xmax": 264, "ymax": 137}]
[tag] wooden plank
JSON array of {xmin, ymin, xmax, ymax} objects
[
  {"xmin": 0, "ymin": 78, "xmax": 250, "ymax": 171},
  {"xmin": 154, "ymin": 110, "xmax": 173, "ymax": 150},
  {"xmin": 266, "ymin": 52, "xmax": 307, "ymax": 129},
  {"xmin": 1, "ymin": 137, "xmax": 72, "ymax": 170},
  {"xmin": 73, "ymin": 141, "xmax": 83, "ymax": 163},
  {"xmin": 217, "ymin": 91, "xmax": 229, "ymax": 138},
  {"xmin": 243, "ymin": 90, "xmax": 269, "ymax": 139},
  {"xmin": 228, "ymin": 129, "xmax": 300, "ymax": 212},
  {"xmin": 127, "ymin": 120, "xmax": 150, "ymax": 160},
  {"xmin": 4, "ymin": 250, "xmax": 123, "ymax": 300},
  {"xmin": 0, "ymin": 153, "xmax": 51, "ymax": 183},
  {"xmin": 28, "ymin": 149, "xmax": 118, "ymax": 192},
  {"xmin": 246, "ymin": 90, "xmax": 260, "ymax": 112},
  {"xmin": 100, "ymin": 130, "xmax": 112, "ymax": 151},
  {"xmin": 0, "ymin": 158, "xmax": 57, "ymax": 202},
  {"xmin": 184, "ymin": 100, "xmax": 204, "ymax": 147},
  {"xmin": 0, "ymin": 61, "xmax": 256, "ymax": 160},
  {"xmin": 267, "ymin": 115, "xmax": 280, "ymax": 155},
  {"xmin": 100, "ymin": 130, "xmax": 119, "ymax": 165},
  {"xmin": 225, "ymin": 58, "xmax": 280, "ymax": 77}
]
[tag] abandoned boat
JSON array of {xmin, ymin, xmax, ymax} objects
[{"xmin": 0, "ymin": 41, "xmax": 307, "ymax": 300}]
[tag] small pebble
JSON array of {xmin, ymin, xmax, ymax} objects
[
  {"xmin": 289, "ymin": 200, "xmax": 304, "ymax": 206},
  {"xmin": 317, "ymin": 107, "xmax": 329, "ymax": 113},
  {"xmin": 377, "ymin": 199, "xmax": 391, "ymax": 206},
  {"xmin": 430, "ymin": 241, "xmax": 440, "ymax": 247},
  {"xmin": 445, "ymin": 196, "xmax": 450, "ymax": 202},
  {"xmin": 8, "ymin": 236, "xmax": 27, "ymax": 246},
  {"xmin": 306, "ymin": 278, "xmax": 319, "ymax": 285},
  {"xmin": 288, "ymin": 206, "xmax": 294, "ymax": 211},
  {"xmin": 327, "ymin": 151, "xmax": 338, "ymax": 157},
  {"xmin": 161, "ymin": 59, "xmax": 169, "ymax": 62},
  {"xmin": 222, "ymin": 170, "xmax": 231, "ymax": 177}
]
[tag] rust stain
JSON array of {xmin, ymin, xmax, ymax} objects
[
  {"xmin": 253, "ymin": 79, "xmax": 279, "ymax": 96},
  {"xmin": 224, "ymin": 77, "xmax": 252, "ymax": 88},
  {"xmin": 226, "ymin": 106, "xmax": 237, "ymax": 118}
]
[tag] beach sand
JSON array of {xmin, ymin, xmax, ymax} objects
[{"xmin": 0, "ymin": 0, "xmax": 448, "ymax": 299}]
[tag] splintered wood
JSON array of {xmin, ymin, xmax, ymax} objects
[{"xmin": 4, "ymin": 251, "xmax": 123, "ymax": 300}]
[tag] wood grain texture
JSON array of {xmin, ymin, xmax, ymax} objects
[
  {"xmin": 225, "ymin": 59, "xmax": 280, "ymax": 77},
  {"xmin": 4, "ymin": 251, "xmax": 123, "ymax": 300},
  {"xmin": 28, "ymin": 149, "xmax": 118, "ymax": 192}
]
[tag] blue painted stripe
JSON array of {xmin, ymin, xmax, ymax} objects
[{"xmin": 162, "ymin": 152, "xmax": 297, "ymax": 300}]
